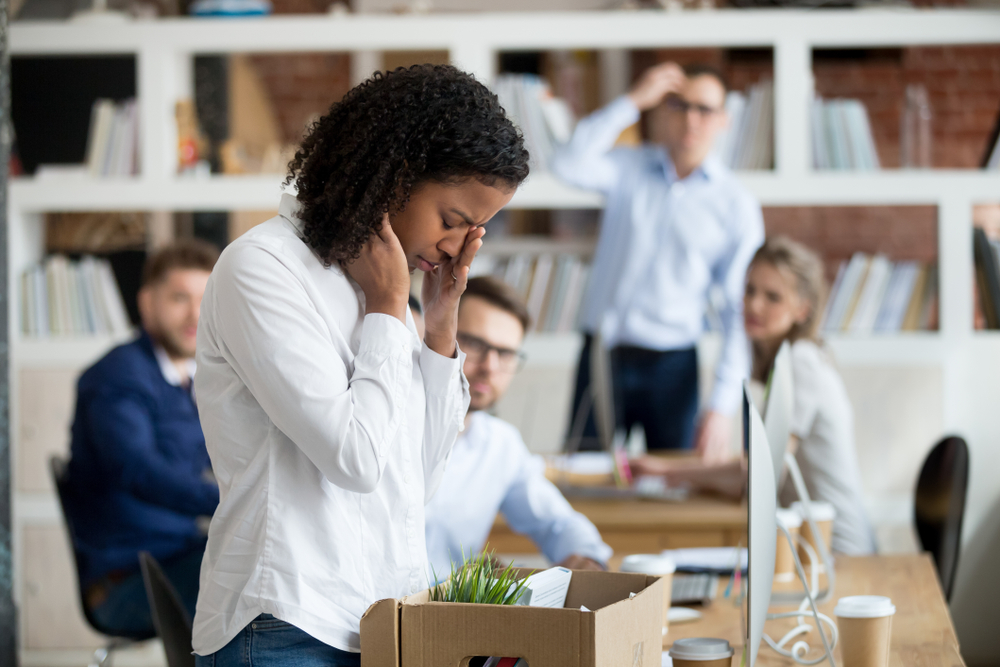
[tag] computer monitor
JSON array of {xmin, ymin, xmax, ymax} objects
[
  {"xmin": 588, "ymin": 331, "xmax": 617, "ymax": 451},
  {"xmin": 763, "ymin": 342, "xmax": 794, "ymax": 493},
  {"xmin": 745, "ymin": 383, "xmax": 777, "ymax": 667}
]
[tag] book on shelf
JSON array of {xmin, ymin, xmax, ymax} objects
[
  {"xmin": 22, "ymin": 255, "xmax": 132, "ymax": 338},
  {"xmin": 714, "ymin": 79, "xmax": 773, "ymax": 171},
  {"xmin": 973, "ymin": 227, "xmax": 1000, "ymax": 329},
  {"xmin": 811, "ymin": 96, "xmax": 881, "ymax": 170},
  {"xmin": 821, "ymin": 252, "xmax": 937, "ymax": 333},
  {"xmin": 475, "ymin": 250, "xmax": 591, "ymax": 334},
  {"xmin": 85, "ymin": 98, "xmax": 139, "ymax": 177},
  {"xmin": 493, "ymin": 74, "xmax": 576, "ymax": 173}
]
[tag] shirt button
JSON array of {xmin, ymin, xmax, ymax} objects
[{"xmin": 251, "ymin": 623, "xmax": 257, "ymax": 630}]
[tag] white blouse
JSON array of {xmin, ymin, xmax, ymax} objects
[
  {"xmin": 192, "ymin": 194, "xmax": 470, "ymax": 655},
  {"xmin": 781, "ymin": 340, "xmax": 876, "ymax": 556}
]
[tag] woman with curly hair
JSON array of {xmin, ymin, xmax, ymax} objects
[{"xmin": 191, "ymin": 64, "xmax": 529, "ymax": 667}]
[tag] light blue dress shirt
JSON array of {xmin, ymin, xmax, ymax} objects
[
  {"xmin": 552, "ymin": 96, "xmax": 764, "ymax": 414},
  {"xmin": 425, "ymin": 411, "xmax": 612, "ymax": 579}
]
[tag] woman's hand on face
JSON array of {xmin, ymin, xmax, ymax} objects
[
  {"xmin": 421, "ymin": 225, "xmax": 486, "ymax": 358},
  {"xmin": 343, "ymin": 213, "xmax": 411, "ymax": 323}
]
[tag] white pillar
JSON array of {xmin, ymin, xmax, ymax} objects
[{"xmin": 773, "ymin": 38, "xmax": 812, "ymax": 176}]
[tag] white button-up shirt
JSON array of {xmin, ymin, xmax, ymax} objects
[
  {"xmin": 192, "ymin": 194, "xmax": 470, "ymax": 655},
  {"xmin": 425, "ymin": 411, "xmax": 612, "ymax": 578},
  {"xmin": 552, "ymin": 96, "xmax": 764, "ymax": 414}
]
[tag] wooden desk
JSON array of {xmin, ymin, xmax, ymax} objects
[
  {"xmin": 664, "ymin": 554, "xmax": 964, "ymax": 667},
  {"xmin": 487, "ymin": 494, "xmax": 747, "ymax": 554}
]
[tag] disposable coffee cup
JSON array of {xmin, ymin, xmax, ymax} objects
[
  {"xmin": 774, "ymin": 508, "xmax": 803, "ymax": 582},
  {"xmin": 835, "ymin": 595, "xmax": 895, "ymax": 667},
  {"xmin": 620, "ymin": 553, "xmax": 675, "ymax": 629},
  {"xmin": 792, "ymin": 500, "xmax": 836, "ymax": 570},
  {"xmin": 669, "ymin": 637, "xmax": 734, "ymax": 667}
]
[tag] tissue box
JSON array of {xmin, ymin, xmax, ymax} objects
[{"xmin": 361, "ymin": 569, "xmax": 664, "ymax": 667}]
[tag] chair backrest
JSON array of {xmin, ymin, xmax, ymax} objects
[
  {"xmin": 49, "ymin": 455, "xmax": 156, "ymax": 642},
  {"xmin": 139, "ymin": 552, "xmax": 195, "ymax": 667},
  {"xmin": 914, "ymin": 436, "xmax": 970, "ymax": 601}
]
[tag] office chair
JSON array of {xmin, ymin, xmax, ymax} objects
[
  {"xmin": 913, "ymin": 436, "xmax": 970, "ymax": 601},
  {"xmin": 49, "ymin": 456, "xmax": 156, "ymax": 667},
  {"xmin": 139, "ymin": 552, "xmax": 195, "ymax": 667}
]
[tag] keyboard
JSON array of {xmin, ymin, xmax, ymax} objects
[{"xmin": 670, "ymin": 573, "xmax": 719, "ymax": 605}]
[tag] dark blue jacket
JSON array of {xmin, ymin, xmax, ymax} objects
[{"xmin": 66, "ymin": 332, "xmax": 219, "ymax": 586}]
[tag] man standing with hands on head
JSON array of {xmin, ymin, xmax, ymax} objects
[
  {"xmin": 553, "ymin": 62, "xmax": 764, "ymax": 461},
  {"xmin": 424, "ymin": 277, "xmax": 612, "ymax": 576}
]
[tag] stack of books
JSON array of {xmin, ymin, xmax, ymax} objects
[
  {"xmin": 822, "ymin": 253, "xmax": 937, "ymax": 333},
  {"xmin": 474, "ymin": 253, "xmax": 590, "ymax": 333},
  {"xmin": 811, "ymin": 97, "xmax": 881, "ymax": 170},
  {"xmin": 974, "ymin": 227, "xmax": 1000, "ymax": 328},
  {"xmin": 493, "ymin": 75, "xmax": 576, "ymax": 172},
  {"xmin": 714, "ymin": 80, "xmax": 774, "ymax": 171},
  {"xmin": 21, "ymin": 255, "xmax": 132, "ymax": 338},
  {"xmin": 85, "ymin": 98, "xmax": 139, "ymax": 177}
]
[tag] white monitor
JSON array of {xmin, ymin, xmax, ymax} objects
[
  {"xmin": 763, "ymin": 341, "xmax": 794, "ymax": 495},
  {"xmin": 746, "ymin": 383, "xmax": 777, "ymax": 667}
]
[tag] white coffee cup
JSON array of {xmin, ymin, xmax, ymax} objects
[
  {"xmin": 834, "ymin": 595, "xmax": 896, "ymax": 667},
  {"xmin": 669, "ymin": 637, "xmax": 734, "ymax": 667},
  {"xmin": 792, "ymin": 500, "xmax": 836, "ymax": 570},
  {"xmin": 775, "ymin": 508, "xmax": 803, "ymax": 582},
  {"xmin": 620, "ymin": 554, "xmax": 675, "ymax": 629}
]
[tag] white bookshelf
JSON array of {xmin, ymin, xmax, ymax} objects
[{"xmin": 8, "ymin": 8, "xmax": 1000, "ymax": 660}]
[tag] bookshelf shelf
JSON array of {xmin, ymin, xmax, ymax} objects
[
  {"xmin": 14, "ymin": 334, "xmax": 135, "ymax": 369},
  {"xmin": 10, "ymin": 170, "xmax": 998, "ymax": 213}
]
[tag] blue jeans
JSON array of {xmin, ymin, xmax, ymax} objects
[
  {"xmin": 569, "ymin": 334, "xmax": 700, "ymax": 451},
  {"xmin": 89, "ymin": 542, "xmax": 205, "ymax": 636},
  {"xmin": 196, "ymin": 614, "xmax": 361, "ymax": 667}
]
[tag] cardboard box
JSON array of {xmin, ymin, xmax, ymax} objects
[{"xmin": 361, "ymin": 569, "xmax": 664, "ymax": 667}]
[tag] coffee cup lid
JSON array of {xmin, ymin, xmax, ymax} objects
[
  {"xmin": 620, "ymin": 553, "xmax": 676, "ymax": 575},
  {"xmin": 834, "ymin": 595, "xmax": 896, "ymax": 618},
  {"xmin": 791, "ymin": 500, "xmax": 837, "ymax": 522},
  {"xmin": 776, "ymin": 508, "xmax": 803, "ymax": 529},
  {"xmin": 669, "ymin": 637, "xmax": 734, "ymax": 660}
]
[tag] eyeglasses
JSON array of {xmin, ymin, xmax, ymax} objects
[
  {"xmin": 457, "ymin": 332, "xmax": 527, "ymax": 373},
  {"xmin": 663, "ymin": 95, "xmax": 722, "ymax": 118}
]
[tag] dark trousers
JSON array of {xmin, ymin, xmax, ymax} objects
[
  {"xmin": 569, "ymin": 334, "xmax": 699, "ymax": 451},
  {"xmin": 87, "ymin": 540, "xmax": 206, "ymax": 637}
]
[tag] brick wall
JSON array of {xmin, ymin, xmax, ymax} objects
[
  {"xmin": 762, "ymin": 205, "xmax": 938, "ymax": 284},
  {"xmin": 814, "ymin": 46, "xmax": 1000, "ymax": 169}
]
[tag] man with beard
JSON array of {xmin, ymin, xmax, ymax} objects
[
  {"xmin": 424, "ymin": 277, "xmax": 611, "ymax": 576},
  {"xmin": 65, "ymin": 240, "xmax": 220, "ymax": 635}
]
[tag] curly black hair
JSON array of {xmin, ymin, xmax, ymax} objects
[{"xmin": 286, "ymin": 64, "xmax": 530, "ymax": 264}]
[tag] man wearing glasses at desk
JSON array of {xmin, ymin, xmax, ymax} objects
[
  {"xmin": 553, "ymin": 62, "xmax": 763, "ymax": 462},
  {"xmin": 424, "ymin": 277, "xmax": 611, "ymax": 576}
]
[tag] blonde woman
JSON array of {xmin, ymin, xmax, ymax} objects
[{"xmin": 634, "ymin": 236, "xmax": 876, "ymax": 555}]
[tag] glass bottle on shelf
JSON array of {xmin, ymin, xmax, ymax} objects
[{"xmin": 901, "ymin": 84, "xmax": 932, "ymax": 169}]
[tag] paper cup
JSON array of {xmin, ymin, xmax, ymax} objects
[
  {"xmin": 792, "ymin": 500, "xmax": 836, "ymax": 570},
  {"xmin": 620, "ymin": 554, "xmax": 675, "ymax": 629},
  {"xmin": 775, "ymin": 509, "xmax": 803, "ymax": 582},
  {"xmin": 835, "ymin": 596, "xmax": 895, "ymax": 667},
  {"xmin": 669, "ymin": 637, "xmax": 734, "ymax": 667}
]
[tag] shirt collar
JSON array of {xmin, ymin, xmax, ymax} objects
[
  {"xmin": 279, "ymin": 192, "xmax": 305, "ymax": 232},
  {"xmin": 153, "ymin": 343, "xmax": 196, "ymax": 388},
  {"xmin": 655, "ymin": 148, "xmax": 720, "ymax": 184}
]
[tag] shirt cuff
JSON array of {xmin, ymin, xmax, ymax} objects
[
  {"xmin": 357, "ymin": 313, "xmax": 414, "ymax": 361},
  {"xmin": 709, "ymin": 378, "xmax": 742, "ymax": 416},
  {"xmin": 419, "ymin": 340, "xmax": 468, "ymax": 398},
  {"xmin": 608, "ymin": 94, "xmax": 642, "ymax": 126}
]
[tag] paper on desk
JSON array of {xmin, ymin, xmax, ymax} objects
[
  {"xmin": 661, "ymin": 651, "xmax": 673, "ymax": 667},
  {"xmin": 661, "ymin": 547, "xmax": 748, "ymax": 574},
  {"xmin": 548, "ymin": 452, "xmax": 615, "ymax": 475}
]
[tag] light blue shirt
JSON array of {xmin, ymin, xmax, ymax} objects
[
  {"xmin": 552, "ymin": 96, "xmax": 764, "ymax": 414},
  {"xmin": 425, "ymin": 411, "xmax": 612, "ymax": 579}
]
